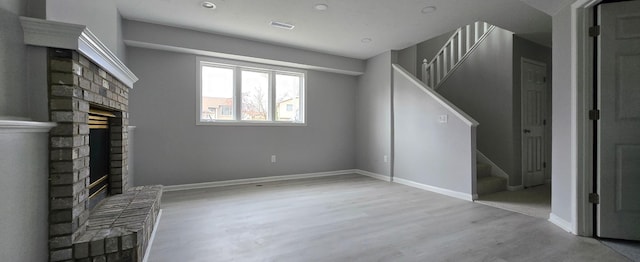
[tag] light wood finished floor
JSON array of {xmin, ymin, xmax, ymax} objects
[
  {"xmin": 148, "ymin": 174, "xmax": 628, "ymax": 261},
  {"xmin": 476, "ymin": 184, "xmax": 551, "ymax": 219}
]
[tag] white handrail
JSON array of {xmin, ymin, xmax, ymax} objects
[
  {"xmin": 393, "ymin": 64, "xmax": 478, "ymax": 127},
  {"xmin": 421, "ymin": 21, "xmax": 495, "ymax": 89}
]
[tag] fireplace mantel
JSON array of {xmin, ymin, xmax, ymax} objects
[
  {"xmin": 20, "ymin": 16, "xmax": 138, "ymax": 88},
  {"xmin": 0, "ymin": 120, "xmax": 56, "ymax": 133}
]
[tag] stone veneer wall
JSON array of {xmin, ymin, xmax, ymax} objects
[{"xmin": 48, "ymin": 48, "xmax": 130, "ymax": 261}]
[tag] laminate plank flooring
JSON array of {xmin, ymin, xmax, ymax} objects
[
  {"xmin": 476, "ymin": 184, "xmax": 551, "ymax": 219},
  {"xmin": 148, "ymin": 174, "xmax": 628, "ymax": 262}
]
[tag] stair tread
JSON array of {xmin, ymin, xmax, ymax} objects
[{"xmin": 477, "ymin": 176, "xmax": 507, "ymax": 195}]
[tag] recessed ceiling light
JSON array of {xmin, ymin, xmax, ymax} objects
[
  {"xmin": 270, "ymin": 21, "xmax": 295, "ymax": 30},
  {"xmin": 421, "ymin": 6, "xmax": 436, "ymax": 14},
  {"xmin": 361, "ymin": 38, "xmax": 372, "ymax": 43},
  {"xmin": 314, "ymin": 4, "xmax": 329, "ymax": 11},
  {"xmin": 202, "ymin": 1, "xmax": 216, "ymax": 9}
]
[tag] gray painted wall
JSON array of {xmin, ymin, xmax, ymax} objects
[
  {"xmin": 0, "ymin": 3, "xmax": 29, "ymax": 118},
  {"xmin": 46, "ymin": 0, "xmax": 126, "ymax": 61},
  {"xmin": 550, "ymin": 3, "xmax": 573, "ymax": 224},
  {"xmin": 127, "ymin": 47, "xmax": 357, "ymax": 186},
  {"xmin": 397, "ymin": 46, "xmax": 417, "ymax": 77},
  {"xmin": 355, "ymin": 51, "xmax": 393, "ymax": 176},
  {"xmin": 0, "ymin": 131, "xmax": 50, "ymax": 262},
  {"xmin": 0, "ymin": 3, "xmax": 49, "ymax": 261},
  {"xmin": 513, "ymin": 35, "xmax": 553, "ymax": 183},
  {"xmin": 436, "ymin": 28, "xmax": 518, "ymax": 185},
  {"xmin": 27, "ymin": 46, "xmax": 49, "ymax": 122},
  {"xmin": 393, "ymin": 66, "xmax": 474, "ymax": 195},
  {"xmin": 416, "ymin": 30, "xmax": 456, "ymax": 76},
  {"xmin": 123, "ymin": 20, "xmax": 364, "ymax": 76}
]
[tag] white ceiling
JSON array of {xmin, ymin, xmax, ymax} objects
[{"xmin": 115, "ymin": 0, "xmax": 552, "ymax": 60}]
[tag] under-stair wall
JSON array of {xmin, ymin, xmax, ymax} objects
[
  {"xmin": 393, "ymin": 64, "xmax": 478, "ymax": 200},
  {"xmin": 434, "ymin": 27, "xmax": 519, "ymax": 186}
]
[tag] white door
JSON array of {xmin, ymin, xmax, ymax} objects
[
  {"xmin": 521, "ymin": 59, "xmax": 547, "ymax": 188},
  {"xmin": 598, "ymin": 0, "xmax": 640, "ymax": 241}
]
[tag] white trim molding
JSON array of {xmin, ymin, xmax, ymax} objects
[
  {"xmin": 354, "ymin": 169, "xmax": 392, "ymax": 182},
  {"xmin": 162, "ymin": 169, "xmax": 476, "ymax": 203},
  {"xmin": 0, "ymin": 120, "xmax": 56, "ymax": 133},
  {"xmin": 20, "ymin": 17, "xmax": 138, "ymax": 88},
  {"xmin": 163, "ymin": 170, "xmax": 357, "ymax": 192},
  {"xmin": 393, "ymin": 177, "xmax": 477, "ymax": 201},
  {"xmin": 549, "ymin": 213, "xmax": 573, "ymax": 233},
  {"xmin": 392, "ymin": 64, "xmax": 479, "ymax": 127}
]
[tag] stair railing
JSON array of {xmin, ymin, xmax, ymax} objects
[{"xmin": 421, "ymin": 21, "xmax": 495, "ymax": 89}]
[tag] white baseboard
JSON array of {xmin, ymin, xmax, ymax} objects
[
  {"xmin": 163, "ymin": 170, "xmax": 357, "ymax": 192},
  {"xmin": 354, "ymin": 169, "xmax": 392, "ymax": 182},
  {"xmin": 393, "ymin": 177, "xmax": 475, "ymax": 201},
  {"xmin": 548, "ymin": 213, "xmax": 573, "ymax": 233},
  {"xmin": 162, "ymin": 170, "xmax": 475, "ymax": 203},
  {"xmin": 142, "ymin": 209, "xmax": 162, "ymax": 262}
]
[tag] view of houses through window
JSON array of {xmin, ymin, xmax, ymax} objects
[
  {"xmin": 201, "ymin": 66, "xmax": 234, "ymax": 120},
  {"xmin": 199, "ymin": 58, "xmax": 305, "ymax": 124},
  {"xmin": 275, "ymin": 74, "xmax": 301, "ymax": 122}
]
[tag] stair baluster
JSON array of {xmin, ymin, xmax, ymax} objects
[{"xmin": 421, "ymin": 21, "xmax": 495, "ymax": 89}]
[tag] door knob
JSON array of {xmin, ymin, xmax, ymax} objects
[{"xmin": 523, "ymin": 129, "xmax": 531, "ymax": 133}]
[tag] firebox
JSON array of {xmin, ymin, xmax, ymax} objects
[{"xmin": 88, "ymin": 108, "xmax": 115, "ymax": 209}]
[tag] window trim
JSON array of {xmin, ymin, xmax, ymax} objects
[{"xmin": 196, "ymin": 56, "xmax": 307, "ymax": 126}]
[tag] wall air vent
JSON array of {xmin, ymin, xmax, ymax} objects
[{"xmin": 270, "ymin": 21, "xmax": 295, "ymax": 30}]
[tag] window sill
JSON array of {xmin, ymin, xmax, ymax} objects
[{"xmin": 196, "ymin": 121, "xmax": 307, "ymax": 127}]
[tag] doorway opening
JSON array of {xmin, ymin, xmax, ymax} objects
[{"xmin": 475, "ymin": 57, "xmax": 552, "ymax": 220}]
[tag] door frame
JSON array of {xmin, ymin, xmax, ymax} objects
[
  {"xmin": 520, "ymin": 58, "xmax": 549, "ymax": 188},
  {"xmin": 572, "ymin": 0, "xmax": 601, "ymax": 237}
]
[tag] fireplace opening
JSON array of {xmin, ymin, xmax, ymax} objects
[{"xmin": 88, "ymin": 108, "xmax": 115, "ymax": 209}]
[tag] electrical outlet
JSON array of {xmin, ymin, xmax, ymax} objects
[
  {"xmin": 384, "ymin": 155, "xmax": 388, "ymax": 163},
  {"xmin": 271, "ymin": 155, "xmax": 276, "ymax": 163},
  {"xmin": 438, "ymin": 115, "xmax": 448, "ymax": 123}
]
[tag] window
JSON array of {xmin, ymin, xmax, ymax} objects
[
  {"xmin": 198, "ymin": 57, "xmax": 306, "ymax": 125},
  {"xmin": 219, "ymin": 105, "xmax": 231, "ymax": 116}
]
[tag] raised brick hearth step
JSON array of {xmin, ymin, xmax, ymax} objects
[{"xmin": 73, "ymin": 185, "xmax": 162, "ymax": 262}]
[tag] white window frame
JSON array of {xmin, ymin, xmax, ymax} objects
[{"xmin": 196, "ymin": 57, "xmax": 307, "ymax": 126}]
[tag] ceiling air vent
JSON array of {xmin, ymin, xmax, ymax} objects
[{"xmin": 270, "ymin": 21, "xmax": 295, "ymax": 30}]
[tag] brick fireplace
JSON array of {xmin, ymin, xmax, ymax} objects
[
  {"xmin": 19, "ymin": 17, "xmax": 162, "ymax": 262},
  {"xmin": 47, "ymin": 48, "xmax": 131, "ymax": 260}
]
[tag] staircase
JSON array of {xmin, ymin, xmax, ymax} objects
[
  {"xmin": 421, "ymin": 21, "xmax": 495, "ymax": 89},
  {"xmin": 419, "ymin": 21, "xmax": 507, "ymax": 196},
  {"xmin": 476, "ymin": 161, "xmax": 507, "ymax": 195}
]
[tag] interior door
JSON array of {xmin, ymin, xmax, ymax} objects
[
  {"xmin": 521, "ymin": 59, "xmax": 547, "ymax": 188},
  {"xmin": 597, "ymin": 0, "xmax": 640, "ymax": 241}
]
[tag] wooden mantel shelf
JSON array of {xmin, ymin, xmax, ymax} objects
[{"xmin": 20, "ymin": 16, "xmax": 138, "ymax": 89}]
